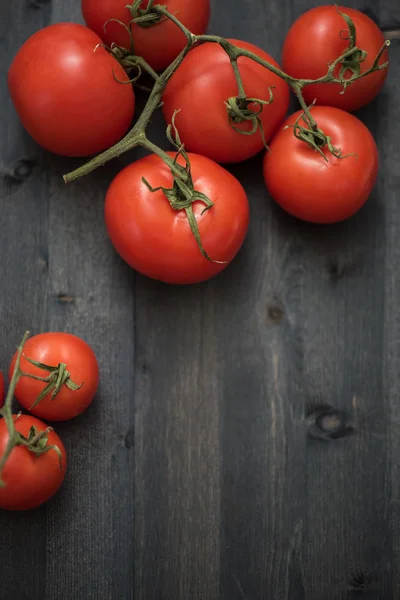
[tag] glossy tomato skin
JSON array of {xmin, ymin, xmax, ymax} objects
[
  {"xmin": 0, "ymin": 415, "xmax": 67, "ymax": 511},
  {"xmin": 9, "ymin": 333, "xmax": 99, "ymax": 421},
  {"xmin": 0, "ymin": 373, "xmax": 4, "ymax": 408},
  {"xmin": 263, "ymin": 106, "xmax": 378, "ymax": 224},
  {"xmin": 105, "ymin": 153, "xmax": 250, "ymax": 284},
  {"xmin": 162, "ymin": 39, "xmax": 290, "ymax": 164},
  {"xmin": 82, "ymin": 0, "xmax": 210, "ymax": 72},
  {"xmin": 282, "ymin": 6, "xmax": 388, "ymax": 112},
  {"xmin": 8, "ymin": 23, "xmax": 135, "ymax": 157}
]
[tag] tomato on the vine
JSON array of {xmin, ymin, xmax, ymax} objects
[
  {"xmin": 0, "ymin": 415, "xmax": 67, "ymax": 511},
  {"xmin": 0, "ymin": 373, "xmax": 4, "ymax": 408},
  {"xmin": 162, "ymin": 39, "xmax": 290, "ymax": 164},
  {"xmin": 104, "ymin": 152, "xmax": 250, "ymax": 284},
  {"xmin": 9, "ymin": 333, "xmax": 99, "ymax": 421},
  {"xmin": 263, "ymin": 106, "xmax": 378, "ymax": 223},
  {"xmin": 8, "ymin": 23, "xmax": 135, "ymax": 157},
  {"xmin": 282, "ymin": 6, "xmax": 388, "ymax": 112},
  {"xmin": 82, "ymin": 0, "xmax": 210, "ymax": 72}
]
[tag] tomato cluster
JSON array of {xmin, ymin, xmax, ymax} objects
[
  {"xmin": 7, "ymin": 3, "xmax": 388, "ymax": 285},
  {"xmin": 0, "ymin": 333, "xmax": 98, "ymax": 511},
  {"xmin": 2, "ymin": 3, "xmax": 389, "ymax": 508}
]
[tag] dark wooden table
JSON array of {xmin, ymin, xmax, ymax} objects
[{"xmin": 1, "ymin": 1, "xmax": 399, "ymax": 598}]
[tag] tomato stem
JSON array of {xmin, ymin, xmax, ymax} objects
[
  {"xmin": 0, "ymin": 332, "xmax": 64, "ymax": 487},
  {"xmin": 63, "ymin": 6, "xmax": 389, "ymax": 184},
  {"xmin": 1, "ymin": 332, "xmax": 30, "ymax": 415},
  {"xmin": 0, "ymin": 331, "xmax": 30, "ymax": 486},
  {"xmin": 291, "ymin": 84, "xmax": 318, "ymax": 132},
  {"xmin": 140, "ymin": 137, "xmax": 189, "ymax": 181},
  {"xmin": 63, "ymin": 37, "xmax": 196, "ymax": 185},
  {"xmin": 123, "ymin": 55, "xmax": 160, "ymax": 82},
  {"xmin": 230, "ymin": 58, "xmax": 247, "ymax": 100}
]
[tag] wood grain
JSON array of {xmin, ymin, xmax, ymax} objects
[{"xmin": 0, "ymin": 0, "xmax": 399, "ymax": 599}]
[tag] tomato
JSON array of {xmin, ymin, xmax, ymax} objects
[
  {"xmin": 0, "ymin": 415, "xmax": 67, "ymax": 511},
  {"xmin": 82, "ymin": 0, "xmax": 210, "ymax": 72},
  {"xmin": 104, "ymin": 152, "xmax": 250, "ymax": 284},
  {"xmin": 162, "ymin": 39, "xmax": 290, "ymax": 164},
  {"xmin": 263, "ymin": 106, "xmax": 378, "ymax": 223},
  {"xmin": 8, "ymin": 23, "xmax": 135, "ymax": 157},
  {"xmin": 0, "ymin": 373, "xmax": 4, "ymax": 408},
  {"xmin": 9, "ymin": 333, "xmax": 99, "ymax": 421},
  {"xmin": 282, "ymin": 6, "xmax": 388, "ymax": 112}
]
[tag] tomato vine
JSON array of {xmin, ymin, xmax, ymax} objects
[
  {"xmin": 0, "ymin": 332, "xmax": 64, "ymax": 487},
  {"xmin": 63, "ymin": 1, "xmax": 390, "ymax": 255}
]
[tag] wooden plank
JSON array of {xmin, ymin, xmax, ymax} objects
[
  {"xmin": 212, "ymin": 1, "xmax": 307, "ymax": 599},
  {"xmin": 0, "ymin": 2, "xmax": 52, "ymax": 598},
  {"xmin": 43, "ymin": 167, "xmax": 136, "ymax": 600},
  {"xmin": 284, "ymin": 2, "xmax": 397, "ymax": 599},
  {"xmin": 0, "ymin": 2, "xmax": 136, "ymax": 600},
  {"xmin": 216, "ymin": 162, "xmax": 307, "ymax": 600},
  {"xmin": 380, "ymin": 0, "xmax": 400, "ymax": 596},
  {"xmin": 43, "ymin": 0, "xmax": 136, "ymax": 597},
  {"xmin": 133, "ymin": 281, "xmax": 221, "ymax": 600}
]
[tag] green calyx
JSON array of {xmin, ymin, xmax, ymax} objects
[
  {"xmin": 338, "ymin": 48, "xmax": 367, "ymax": 83},
  {"xmin": 335, "ymin": 6, "xmax": 368, "ymax": 89},
  {"xmin": 126, "ymin": 0, "xmax": 165, "ymax": 28},
  {"xmin": 15, "ymin": 424, "xmax": 63, "ymax": 465},
  {"xmin": 22, "ymin": 355, "xmax": 82, "ymax": 409},
  {"xmin": 0, "ymin": 420, "xmax": 63, "ymax": 488},
  {"xmin": 287, "ymin": 105, "xmax": 358, "ymax": 162},
  {"xmin": 225, "ymin": 88, "xmax": 275, "ymax": 149},
  {"xmin": 143, "ymin": 112, "xmax": 226, "ymax": 264},
  {"xmin": 96, "ymin": 30, "xmax": 160, "ymax": 84}
]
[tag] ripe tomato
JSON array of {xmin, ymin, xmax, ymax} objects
[
  {"xmin": 282, "ymin": 6, "xmax": 388, "ymax": 112},
  {"xmin": 263, "ymin": 106, "xmax": 378, "ymax": 223},
  {"xmin": 104, "ymin": 152, "xmax": 250, "ymax": 284},
  {"xmin": 162, "ymin": 39, "xmax": 290, "ymax": 164},
  {"xmin": 82, "ymin": 0, "xmax": 210, "ymax": 72},
  {"xmin": 9, "ymin": 333, "xmax": 99, "ymax": 421},
  {"xmin": 8, "ymin": 23, "xmax": 135, "ymax": 157},
  {"xmin": 0, "ymin": 415, "xmax": 67, "ymax": 511},
  {"xmin": 0, "ymin": 373, "xmax": 4, "ymax": 408}
]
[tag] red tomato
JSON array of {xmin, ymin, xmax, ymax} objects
[
  {"xmin": 0, "ymin": 415, "xmax": 67, "ymax": 511},
  {"xmin": 8, "ymin": 23, "xmax": 135, "ymax": 157},
  {"xmin": 263, "ymin": 106, "xmax": 378, "ymax": 223},
  {"xmin": 104, "ymin": 152, "xmax": 250, "ymax": 284},
  {"xmin": 82, "ymin": 0, "xmax": 210, "ymax": 72},
  {"xmin": 162, "ymin": 39, "xmax": 290, "ymax": 164},
  {"xmin": 0, "ymin": 373, "xmax": 4, "ymax": 408},
  {"xmin": 9, "ymin": 333, "xmax": 99, "ymax": 421},
  {"xmin": 282, "ymin": 6, "xmax": 388, "ymax": 112}
]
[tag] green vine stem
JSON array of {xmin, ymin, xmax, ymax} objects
[
  {"xmin": 0, "ymin": 332, "xmax": 63, "ymax": 487},
  {"xmin": 62, "ymin": 4, "xmax": 390, "ymax": 255},
  {"xmin": 64, "ymin": 4, "xmax": 389, "ymax": 184}
]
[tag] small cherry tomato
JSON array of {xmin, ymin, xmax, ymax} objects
[
  {"xmin": 282, "ymin": 6, "xmax": 388, "ymax": 112},
  {"xmin": 82, "ymin": 0, "xmax": 210, "ymax": 72},
  {"xmin": 104, "ymin": 152, "xmax": 250, "ymax": 284},
  {"xmin": 162, "ymin": 39, "xmax": 290, "ymax": 164},
  {"xmin": 10, "ymin": 332, "xmax": 99, "ymax": 421},
  {"xmin": 8, "ymin": 23, "xmax": 135, "ymax": 157},
  {"xmin": 0, "ymin": 415, "xmax": 67, "ymax": 511},
  {"xmin": 263, "ymin": 106, "xmax": 378, "ymax": 223}
]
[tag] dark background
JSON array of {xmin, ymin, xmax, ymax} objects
[{"xmin": 1, "ymin": 0, "xmax": 399, "ymax": 599}]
